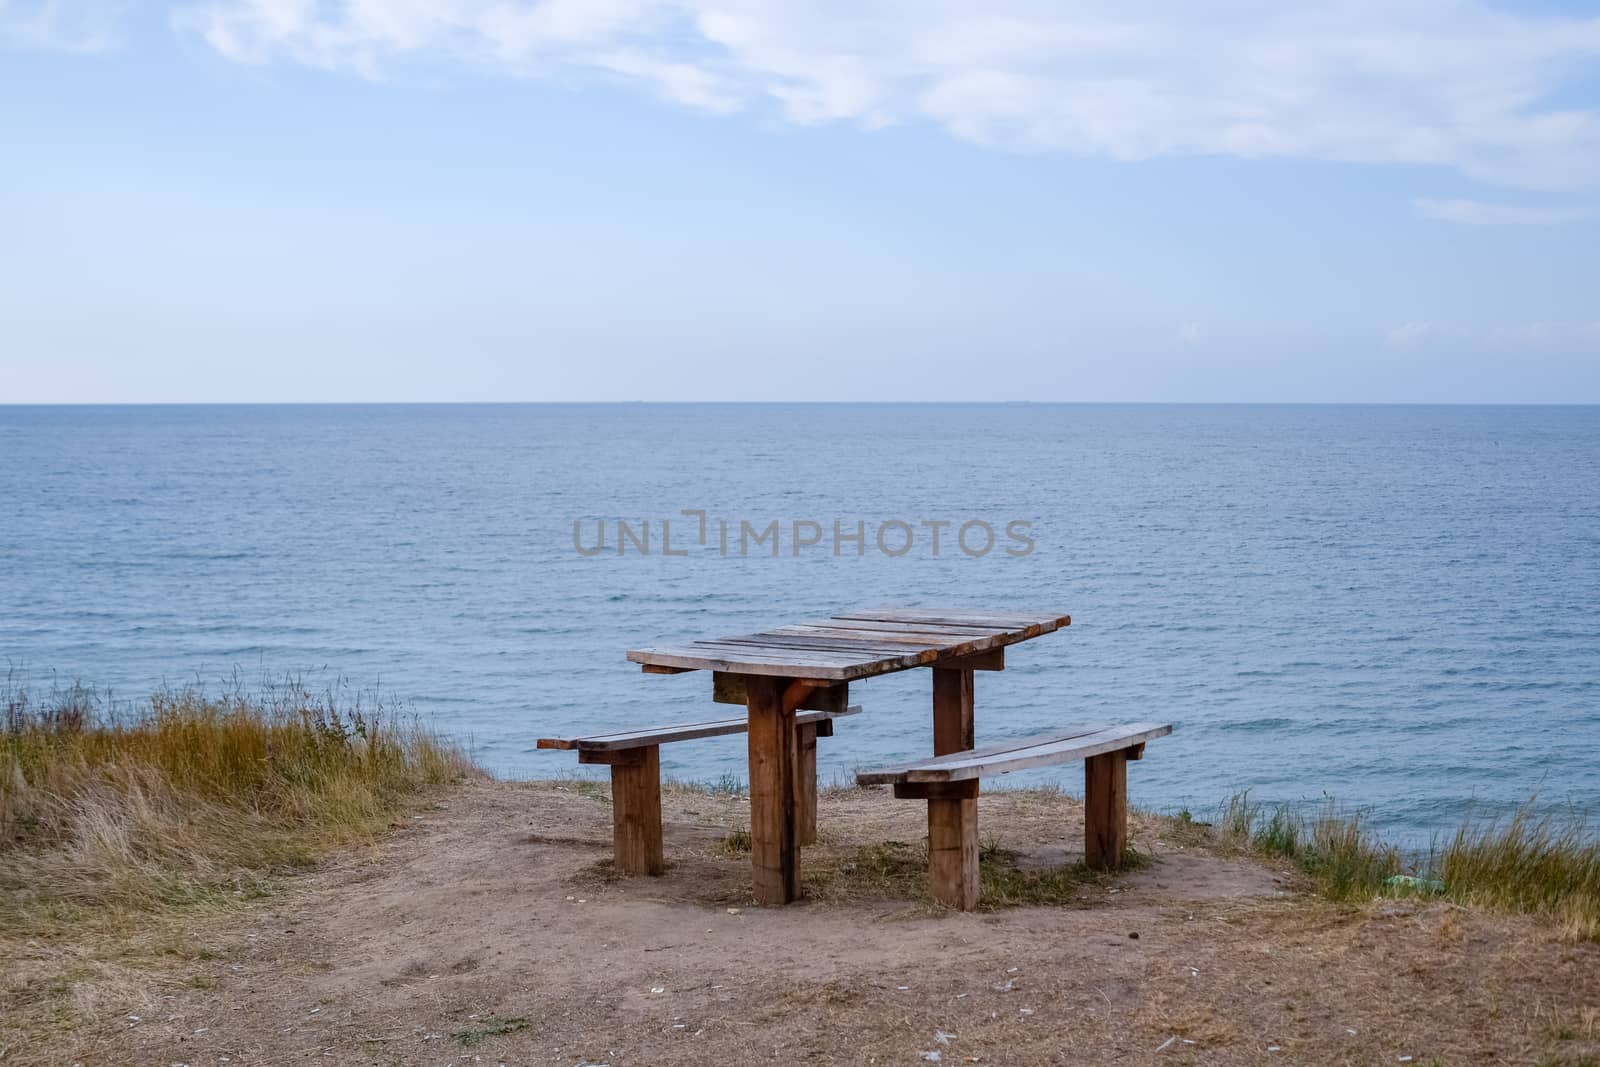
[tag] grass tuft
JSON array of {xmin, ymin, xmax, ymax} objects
[
  {"xmin": 1219, "ymin": 791, "xmax": 1600, "ymax": 936},
  {"xmin": 1440, "ymin": 805, "xmax": 1600, "ymax": 940},
  {"xmin": 717, "ymin": 827, "xmax": 753, "ymax": 854},
  {"xmin": 1, "ymin": 682, "xmax": 479, "ymax": 931}
]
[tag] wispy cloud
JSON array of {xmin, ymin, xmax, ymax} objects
[
  {"xmin": 1385, "ymin": 321, "xmax": 1440, "ymax": 352},
  {"xmin": 1, "ymin": 0, "xmax": 125, "ymax": 51},
  {"xmin": 162, "ymin": 1, "xmax": 1600, "ymax": 192},
  {"xmin": 1413, "ymin": 198, "xmax": 1592, "ymax": 226}
]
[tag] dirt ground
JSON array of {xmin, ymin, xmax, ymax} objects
[{"xmin": 6, "ymin": 779, "xmax": 1599, "ymax": 1066}]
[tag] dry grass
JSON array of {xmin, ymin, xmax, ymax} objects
[
  {"xmin": 0, "ymin": 683, "xmax": 479, "ymax": 932},
  {"xmin": 1220, "ymin": 791, "xmax": 1600, "ymax": 939},
  {"xmin": 1442, "ymin": 806, "xmax": 1600, "ymax": 941}
]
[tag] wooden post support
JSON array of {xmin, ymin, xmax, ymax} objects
[
  {"xmin": 932, "ymin": 667, "xmax": 975, "ymax": 754},
  {"xmin": 746, "ymin": 675, "xmax": 801, "ymax": 904},
  {"xmin": 591, "ymin": 746, "xmax": 664, "ymax": 876},
  {"xmin": 929, "ymin": 666, "xmax": 979, "ymax": 909},
  {"xmin": 917, "ymin": 780, "xmax": 980, "ymax": 909},
  {"xmin": 796, "ymin": 721, "xmax": 819, "ymax": 847},
  {"xmin": 1084, "ymin": 748, "xmax": 1129, "ymax": 869}
]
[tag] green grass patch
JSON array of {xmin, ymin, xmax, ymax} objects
[
  {"xmin": 453, "ymin": 1015, "xmax": 530, "ymax": 1047},
  {"xmin": 812, "ymin": 838, "xmax": 1146, "ymax": 910}
]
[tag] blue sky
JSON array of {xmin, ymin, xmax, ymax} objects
[{"xmin": 3, "ymin": 0, "xmax": 1598, "ymax": 402}]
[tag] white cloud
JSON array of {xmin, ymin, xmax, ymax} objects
[
  {"xmin": 1, "ymin": 0, "xmax": 125, "ymax": 51},
  {"xmin": 0, "ymin": 1, "xmax": 1568, "ymax": 194},
  {"xmin": 1414, "ymin": 198, "xmax": 1592, "ymax": 225},
  {"xmin": 165, "ymin": 1, "xmax": 1600, "ymax": 192}
]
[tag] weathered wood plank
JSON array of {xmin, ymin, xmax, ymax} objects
[
  {"xmin": 932, "ymin": 667, "xmax": 975, "ymax": 756},
  {"xmin": 796, "ymin": 721, "xmax": 819, "ymax": 847},
  {"xmin": 904, "ymin": 724, "xmax": 1170, "ymax": 783},
  {"xmin": 746, "ymin": 675, "xmax": 801, "ymax": 904},
  {"xmin": 712, "ymin": 673, "xmax": 848, "ymax": 712},
  {"xmin": 1084, "ymin": 749, "xmax": 1128, "ymax": 869},
  {"xmin": 611, "ymin": 745, "xmax": 665, "ymax": 875},
  {"xmin": 713, "ymin": 634, "xmax": 943, "ymax": 659},
  {"xmin": 640, "ymin": 663, "xmax": 695, "ymax": 674},
  {"xmin": 940, "ymin": 648, "xmax": 1005, "ymax": 672},
  {"xmin": 668, "ymin": 641, "xmax": 889, "ymax": 665},
  {"xmin": 854, "ymin": 725, "xmax": 1113, "ymax": 784},
  {"xmin": 790, "ymin": 618, "xmax": 1015, "ymax": 637},
  {"xmin": 855, "ymin": 724, "xmax": 1170, "ymax": 785},
  {"xmin": 769, "ymin": 625, "xmax": 1009, "ymax": 656},
  {"xmin": 537, "ymin": 705, "xmax": 861, "ymax": 751},
  {"xmin": 833, "ymin": 608, "xmax": 1070, "ymax": 629},
  {"xmin": 929, "ymin": 664, "xmax": 979, "ymax": 909},
  {"xmin": 628, "ymin": 647, "xmax": 861, "ymax": 680},
  {"xmin": 928, "ymin": 792, "xmax": 979, "ymax": 909},
  {"xmin": 629, "ymin": 606, "xmax": 1071, "ymax": 680},
  {"xmin": 774, "ymin": 622, "xmax": 1008, "ymax": 642}
]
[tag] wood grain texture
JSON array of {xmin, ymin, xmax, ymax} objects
[
  {"xmin": 627, "ymin": 606, "xmax": 1071, "ymax": 679},
  {"xmin": 854, "ymin": 726, "xmax": 1109, "ymax": 782},
  {"xmin": 610, "ymin": 745, "xmax": 664, "ymax": 876},
  {"xmin": 928, "ymin": 793, "xmax": 980, "ymax": 910},
  {"xmin": 712, "ymin": 673, "xmax": 848, "ymax": 711},
  {"xmin": 796, "ymin": 721, "xmax": 819, "ymax": 847},
  {"xmin": 746, "ymin": 675, "xmax": 801, "ymax": 904},
  {"xmin": 932, "ymin": 667, "xmax": 976, "ymax": 756},
  {"xmin": 855, "ymin": 724, "xmax": 1172, "ymax": 785},
  {"xmin": 833, "ymin": 608, "xmax": 1071, "ymax": 630},
  {"xmin": 929, "ymin": 665, "xmax": 979, "ymax": 909},
  {"xmin": 1084, "ymin": 749, "xmax": 1129, "ymax": 869}
]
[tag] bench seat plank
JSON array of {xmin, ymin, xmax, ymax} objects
[
  {"xmin": 538, "ymin": 705, "xmax": 861, "ymax": 752},
  {"xmin": 857, "ymin": 723, "xmax": 1171, "ymax": 784}
]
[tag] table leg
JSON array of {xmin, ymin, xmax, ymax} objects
[
  {"xmin": 930, "ymin": 666, "xmax": 979, "ymax": 909},
  {"xmin": 932, "ymin": 667, "xmax": 975, "ymax": 754},
  {"xmin": 796, "ymin": 721, "xmax": 819, "ymax": 847},
  {"xmin": 746, "ymin": 675, "xmax": 800, "ymax": 904}
]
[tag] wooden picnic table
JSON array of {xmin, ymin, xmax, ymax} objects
[{"xmin": 627, "ymin": 607, "xmax": 1072, "ymax": 905}]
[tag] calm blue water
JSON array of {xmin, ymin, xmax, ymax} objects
[{"xmin": 3, "ymin": 404, "xmax": 1597, "ymax": 844}]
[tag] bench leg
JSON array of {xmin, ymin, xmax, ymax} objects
[
  {"xmin": 611, "ymin": 746, "xmax": 665, "ymax": 876},
  {"xmin": 796, "ymin": 721, "xmax": 819, "ymax": 847},
  {"xmin": 1084, "ymin": 749, "xmax": 1129, "ymax": 869},
  {"xmin": 928, "ymin": 792, "xmax": 980, "ymax": 909}
]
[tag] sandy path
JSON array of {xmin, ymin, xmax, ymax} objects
[{"xmin": 39, "ymin": 780, "xmax": 1600, "ymax": 1066}]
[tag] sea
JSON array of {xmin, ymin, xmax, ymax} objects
[{"xmin": 3, "ymin": 403, "xmax": 1597, "ymax": 845}]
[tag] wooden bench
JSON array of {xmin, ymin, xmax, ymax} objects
[
  {"xmin": 856, "ymin": 722, "xmax": 1172, "ymax": 909},
  {"xmin": 538, "ymin": 705, "xmax": 862, "ymax": 875}
]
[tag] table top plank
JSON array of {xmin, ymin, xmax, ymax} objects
[
  {"xmin": 713, "ymin": 634, "xmax": 944, "ymax": 656},
  {"xmin": 834, "ymin": 608, "xmax": 1070, "ymax": 631},
  {"xmin": 770, "ymin": 625, "xmax": 1011, "ymax": 650},
  {"xmin": 628, "ymin": 607, "xmax": 1070, "ymax": 680},
  {"xmin": 789, "ymin": 617, "xmax": 1019, "ymax": 636}
]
